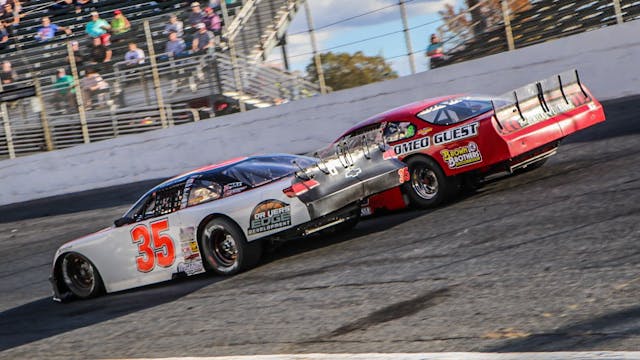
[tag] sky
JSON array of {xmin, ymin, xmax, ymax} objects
[{"xmin": 266, "ymin": 0, "xmax": 467, "ymax": 77}]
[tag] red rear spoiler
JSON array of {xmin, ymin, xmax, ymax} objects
[{"xmin": 492, "ymin": 69, "xmax": 592, "ymax": 133}]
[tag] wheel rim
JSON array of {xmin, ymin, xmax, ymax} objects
[
  {"xmin": 62, "ymin": 253, "xmax": 95, "ymax": 295},
  {"xmin": 411, "ymin": 166, "xmax": 439, "ymax": 200},
  {"xmin": 209, "ymin": 227, "xmax": 238, "ymax": 268}
]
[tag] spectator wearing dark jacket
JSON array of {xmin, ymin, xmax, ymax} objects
[
  {"xmin": 187, "ymin": 2, "xmax": 204, "ymax": 29},
  {"xmin": 0, "ymin": 60, "xmax": 18, "ymax": 89},
  {"xmin": 191, "ymin": 23, "xmax": 213, "ymax": 53}
]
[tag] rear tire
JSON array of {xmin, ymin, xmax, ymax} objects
[
  {"xmin": 60, "ymin": 252, "xmax": 104, "ymax": 299},
  {"xmin": 200, "ymin": 218, "xmax": 262, "ymax": 276},
  {"xmin": 403, "ymin": 156, "xmax": 454, "ymax": 209}
]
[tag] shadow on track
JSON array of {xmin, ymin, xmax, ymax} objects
[
  {"xmin": 0, "ymin": 274, "xmax": 221, "ymax": 352},
  {"xmin": 565, "ymin": 96, "xmax": 640, "ymax": 144},
  {"xmin": 0, "ymin": 178, "xmax": 165, "ymax": 224},
  {"xmin": 487, "ymin": 305, "xmax": 640, "ymax": 351},
  {"xmin": 0, "ymin": 210, "xmax": 426, "ymax": 353}
]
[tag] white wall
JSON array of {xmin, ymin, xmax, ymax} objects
[{"xmin": 2, "ymin": 21, "xmax": 639, "ymax": 206}]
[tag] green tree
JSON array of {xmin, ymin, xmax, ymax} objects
[{"xmin": 306, "ymin": 51, "xmax": 398, "ymax": 91}]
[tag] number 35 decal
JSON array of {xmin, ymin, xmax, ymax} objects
[{"xmin": 131, "ymin": 219, "xmax": 176, "ymax": 272}]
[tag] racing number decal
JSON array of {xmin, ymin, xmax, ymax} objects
[{"xmin": 131, "ymin": 219, "xmax": 176, "ymax": 272}]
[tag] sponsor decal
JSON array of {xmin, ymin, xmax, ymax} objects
[
  {"xmin": 345, "ymin": 167, "xmax": 362, "ymax": 178},
  {"xmin": 178, "ymin": 226, "xmax": 204, "ymax": 275},
  {"xmin": 393, "ymin": 136, "xmax": 430, "ymax": 156},
  {"xmin": 417, "ymin": 127, "xmax": 433, "ymax": 136},
  {"xmin": 433, "ymin": 122, "xmax": 479, "ymax": 145},
  {"xmin": 248, "ymin": 200, "xmax": 292, "ymax": 235},
  {"xmin": 223, "ymin": 182, "xmax": 247, "ymax": 196},
  {"xmin": 441, "ymin": 141, "xmax": 483, "ymax": 169},
  {"xmin": 405, "ymin": 124, "xmax": 416, "ymax": 138}
]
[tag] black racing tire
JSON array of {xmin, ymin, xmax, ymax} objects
[
  {"xmin": 60, "ymin": 252, "xmax": 104, "ymax": 299},
  {"xmin": 200, "ymin": 217, "xmax": 262, "ymax": 276},
  {"xmin": 402, "ymin": 156, "xmax": 453, "ymax": 209}
]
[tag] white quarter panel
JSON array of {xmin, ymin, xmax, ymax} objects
[
  {"xmin": 178, "ymin": 176, "xmax": 311, "ymax": 243},
  {"xmin": 59, "ymin": 212, "xmax": 186, "ymax": 293}
]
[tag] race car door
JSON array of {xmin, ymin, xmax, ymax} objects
[{"xmin": 99, "ymin": 182, "xmax": 186, "ymax": 293}]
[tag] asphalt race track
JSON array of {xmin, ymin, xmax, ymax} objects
[{"xmin": 1, "ymin": 96, "xmax": 639, "ymax": 359}]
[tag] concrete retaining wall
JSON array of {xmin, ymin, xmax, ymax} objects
[{"xmin": 2, "ymin": 20, "xmax": 639, "ymax": 206}]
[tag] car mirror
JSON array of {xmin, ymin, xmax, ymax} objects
[{"xmin": 114, "ymin": 217, "xmax": 133, "ymax": 227}]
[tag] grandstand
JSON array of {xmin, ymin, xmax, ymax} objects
[
  {"xmin": 0, "ymin": 0, "xmax": 320, "ymax": 159},
  {"xmin": 441, "ymin": 0, "xmax": 640, "ymax": 65}
]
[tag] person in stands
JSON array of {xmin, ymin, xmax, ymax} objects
[
  {"xmin": 81, "ymin": 68, "xmax": 109, "ymax": 109},
  {"xmin": 35, "ymin": 16, "xmax": 72, "ymax": 42},
  {"xmin": 164, "ymin": 13, "xmax": 184, "ymax": 38},
  {"xmin": 203, "ymin": 7, "xmax": 221, "ymax": 35},
  {"xmin": 426, "ymin": 33, "xmax": 445, "ymax": 69},
  {"xmin": 123, "ymin": 42, "xmax": 146, "ymax": 67},
  {"xmin": 191, "ymin": 22, "xmax": 213, "ymax": 54},
  {"xmin": 52, "ymin": 68, "xmax": 76, "ymax": 112},
  {"xmin": 165, "ymin": 31, "xmax": 187, "ymax": 57},
  {"xmin": 187, "ymin": 2, "xmax": 204, "ymax": 30},
  {"xmin": 110, "ymin": 9, "xmax": 130, "ymax": 36},
  {"xmin": 0, "ymin": 60, "xmax": 18, "ymax": 90},
  {"xmin": 0, "ymin": 2, "xmax": 20, "ymax": 36},
  {"xmin": 85, "ymin": 11, "xmax": 111, "ymax": 45},
  {"xmin": 0, "ymin": 22, "xmax": 9, "ymax": 49},
  {"xmin": 89, "ymin": 37, "xmax": 112, "ymax": 66}
]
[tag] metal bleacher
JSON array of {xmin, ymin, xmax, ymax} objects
[
  {"xmin": 0, "ymin": 0, "xmax": 320, "ymax": 159},
  {"xmin": 441, "ymin": 0, "xmax": 640, "ymax": 65}
]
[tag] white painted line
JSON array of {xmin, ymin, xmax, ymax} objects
[{"xmin": 108, "ymin": 352, "xmax": 640, "ymax": 360}]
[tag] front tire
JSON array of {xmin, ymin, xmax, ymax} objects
[
  {"xmin": 403, "ymin": 156, "xmax": 453, "ymax": 209},
  {"xmin": 60, "ymin": 252, "xmax": 104, "ymax": 299},
  {"xmin": 200, "ymin": 218, "xmax": 262, "ymax": 276}
]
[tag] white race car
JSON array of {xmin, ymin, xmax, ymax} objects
[{"xmin": 50, "ymin": 133, "xmax": 408, "ymax": 301}]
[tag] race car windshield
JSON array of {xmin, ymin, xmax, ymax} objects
[
  {"xmin": 222, "ymin": 156, "xmax": 317, "ymax": 187},
  {"xmin": 416, "ymin": 97, "xmax": 496, "ymax": 125}
]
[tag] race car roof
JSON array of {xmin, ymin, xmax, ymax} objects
[{"xmin": 340, "ymin": 95, "xmax": 461, "ymax": 137}]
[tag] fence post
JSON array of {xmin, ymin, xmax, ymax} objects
[
  {"xmin": 67, "ymin": 41, "xmax": 90, "ymax": 144},
  {"xmin": 220, "ymin": 0, "xmax": 247, "ymax": 112},
  {"xmin": 501, "ymin": 0, "xmax": 515, "ymax": 51},
  {"xmin": 144, "ymin": 20, "xmax": 169, "ymax": 128},
  {"xmin": 0, "ymin": 82, "xmax": 15, "ymax": 158},
  {"xmin": 34, "ymin": 76, "xmax": 54, "ymax": 151},
  {"xmin": 399, "ymin": 0, "xmax": 416, "ymax": 75},
  {"xmin": 612, "ymin": 0, "xmax": 624, "ymax": 24},
  {"xmin": 303, "ymin": 1, "xmax": 327, "ymax": 95}
]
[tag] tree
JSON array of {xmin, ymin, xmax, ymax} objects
[{"xmin": 306, "ymin": 51, "xmax": 398, "ymax": 91}]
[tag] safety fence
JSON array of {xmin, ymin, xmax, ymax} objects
[{"xmin": 437, "ymin": 0, "xmax": 640, "ymax": 66}]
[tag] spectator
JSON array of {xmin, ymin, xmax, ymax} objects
[
  {"xmin": 426, "ymin": 33, "xmax": 445, "ymax": 69},
  {"xmin": 52, "ymin": 68, "xmax": 76, "ymax": 112},
  {"xmin": 165, "ymin": 31, "xmax": 187, "ymax": 57},
  {"xmin": 68, "ymin": 40, "xmax": 87, "ymax": 68},
  {"xmin": 1, "ymin": 3, "xmax": 20, "ymax": 35},
  {"xmin": 203, "ymin": 7, "xmax": 221, "ymax": 35},
  {"xmin": 49, "ymin": 0, "xmax": 75, "ymax": 14},
  {"xmin": 81, "ymin": 68, "xmax": 109, "ymax": 109},
  {"xmin": 75, "ymin": 0, "xmax": 91, "ymax": 13},
  {"xmin": 35, "ymin": 16, "xmax": 72, "ymax": 42},
  {"xmin": 89, "ymin": 37, "xmax": 112, "ymax": 65},
  {"xmin": 124, "ymin": 42, "xmax": 145, "ymax": 66},
  {"xmin": 0, "ymin": 22, "xmax": 9, "ymax": 50},
  {"xmin": 164, "ymin": 13, "xmax": 184, "ymax": 38},
  {"xmin": 86, "ymin": 11, "xmax": 111, "ymax": 45},
  {"xmin": 191, "ymin": 23, "xmax": 213, "ymax": 54},
  {"xmin": 0, "ymin": 60, "xmax": 17, "ymax": 89},
  {"xmin": 187, "ymin": 2, "xmax": 204, "ymax": 29},
  {"xmin": 110, "ymin": 9, "xmax": 130, "ymax": 36}
]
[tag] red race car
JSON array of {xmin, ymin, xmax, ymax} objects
[{"xmin": 335, "ymin": 70, "xmax": 606, "ymax": 213}]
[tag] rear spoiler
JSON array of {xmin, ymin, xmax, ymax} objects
[{"xmin": 492, "ymin": 69, "xmax": 591, "ymax": 132}]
